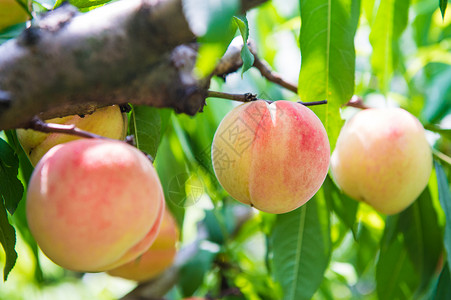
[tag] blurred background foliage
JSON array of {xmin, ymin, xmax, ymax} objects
[{"xmin": 0, "ymin": 0, "xmax": 450, "ymax": 299}]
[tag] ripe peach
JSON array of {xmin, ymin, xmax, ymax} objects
[
  {"xmin": 17, "ymin": 105, "xmax": 127, "ymax": 166},
  {"xmin": 26, "ymin": 139, "xmax": 164, "ymax": 272},
  {"xmin": 107, "ymin": 208, "xmax": 179, "ymax": 281},
  {"xmin": 0, "ymin": 0, "xmax": 29, "ymax": 31},
  {"xmin": 330, "ymin": 108, "xmax": 432, "ymax": 214},
  {"xmin": 212, "ymin": 100, "xmax": 330, "ymax": 214}
]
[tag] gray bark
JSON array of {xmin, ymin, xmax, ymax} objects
[{"xmin": 0, "ymin": 0, "xmax": 267, "ymax": 130}]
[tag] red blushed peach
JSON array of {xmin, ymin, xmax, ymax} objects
[
  {"xmin": 107, "ymin": 208, "xmax": 179, "ymax": 281},
  {"xmin": 330, "ymin": 108, "xmax": 432, "ymax": 214},
  {"xmin": 212, "ymin": 100, "xmax": 330, "ymax": 214},
  {"xmin": 26, "ymin": 139, "xmax": 165, "ymax": 272}
]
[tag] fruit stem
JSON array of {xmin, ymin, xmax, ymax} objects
[{"xmin": 298, "ymin": 100, "xmax": 328, "ymax": 106}]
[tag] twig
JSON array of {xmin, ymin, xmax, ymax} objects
[
  {"xmin": 207, "ymin": 91, "xmax": 257, "ymax": 102},
  {"xmin": 26, "ymin": 116, "xmax": 106, "ymax": 140},
  {"xmin": 344, "ymin": 95, "xmax": 369, "ymax": 109},
  {"xmin": 298, "ymin": 100, "xmax": 328, "ymax": 106},
  {"xmin": 252, "ymin": 55, "xmax": 298, "ymax": 94}
]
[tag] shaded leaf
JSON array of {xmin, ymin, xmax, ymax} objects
[
  {"xmin": 398, "ymin": 188, "xmax": 443, "ymax": 297},
  {"xmin": 435, "ymin": 160, "xmax": 451, "ymax": 275},
  {"xmin": 129, "ymin": 105, "xmax": 171, "ymax": 160},
  {"xmin": 0, "ymin": 138, "xmax": 24, "ymax": 215},
  {"xmin": 271, "ymin": 197, "xmax": 330, "ymax": 300},
  {"xmin": 178, "ymin": 248, "xmax": 217, "ymax": 297},
  {"xmin": 298, "ymin": 0, "xmax": 360, "ymax": 150},
  {"xmin": 422, "ymin": 66, "xmax": 451, "ymax": 123},
  {"xmin": 233, "ymin": 15, "xmax": 254, "ymax": 76},
  {"xmin": 0, "ymin": 200, "xmax": 17, "ymax": 281},
  {"xmin": 433, "ymin": 263, "xmax": 451, "ymax": 300},
  {"xmin": 376, "ymin": 234, "xmax": 419, "ymax": 299},
  {"xmin": 323, "ymin": 175, "xmax": 358, "ymax": 235}
]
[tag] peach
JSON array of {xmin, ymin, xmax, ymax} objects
[
  {"xmin": 17, "ymin": 105, "xmax": 127, "ymax": 166},
  {"xmin": 107, "ymin": 208, "xmax": 179, "ymax": 281},
  {"xmin": 0, "ymin": 0, "xmax": 29, "ymax": 31},
  {"xmin": 26, "ymin": 139, "xmax": 164, "ymax": 272},
  {"xmin": 211, "ymin": 100, "xmax": 330, "ymax": 214},
  {"xmin": 330, "ymin": 108, "xmax": 432, "ymax": 214}
]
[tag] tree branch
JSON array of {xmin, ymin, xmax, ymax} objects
[{"xmin": 0, "ymin": 0, "xmax": 267, "ymax": 131}]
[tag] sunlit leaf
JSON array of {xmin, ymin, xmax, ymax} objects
[
  {"xmin": 54, "ymin": 0, "xmax": 111, "ymax": 10},
  {"xmin": 233, "ymin": 15, "xmax": 254, "ymax": 76},
  {"xmin": 440, "ymin": 0, "xmax": 448, "ymax": 19},
  {"xmin": 369, "ymin": 0, "xmax": 409, "ymax": 93},
  {"xmin": 298, "ymin": 0, "xmax": 360, "ymax": 150},
  {"xmin": 271, "ymin": 197, "xmax": 330, "ymax": 300}
]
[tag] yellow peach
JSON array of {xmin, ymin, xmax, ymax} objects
[
  {"xmin": 26, "ymin": 139, "xmax": 164, "ymax": 272},
  {"xmin": 212, "ymin": 100, "xmax": 330, "ymax": 214},
  {"xmin": 330, "ymin": 108, "xmax": 432, "ymax": 214},
  {"xmin": 107, "ymin": 208, "xmax": 179, "ymax": 281},
  {"xmin": 17, "ymin": 105, "xmax": 127, "ymax": 166}
]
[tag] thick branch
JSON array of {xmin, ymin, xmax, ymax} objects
[{"xmin": 0, "ymin": 0, "xmax": 267, "ymax": 131}]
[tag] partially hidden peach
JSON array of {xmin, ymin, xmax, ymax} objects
[
  {"xmin": 212, "ymin": 100, "xmax": 330, "ymax": 214},
  {"xmin": 330, "ymin": 108, "xmax": 432, "ymax": 214},
  {"xmin": 0, "ymin": 0, "xmax": 29, "ymax": 31},
  {"xmin": 26, "ymin": 139, "xmax": 164, "ymax": 272},
  {"xmin": 17, "ymin": 105, "xmax": 127, "ymax": 166},
  {"xmin": 107, "ymin": 208, "xmax": 179, "ymax": 281}
]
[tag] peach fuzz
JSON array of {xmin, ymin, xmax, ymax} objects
[
  {"xmin": 26, "ymin": 139, "xmax": 165, "ymax": 272},
  {"xmin": 107, "ymin": 208, "xmax": 179, "ymax": 281},
  {"xmin": 330, "ymin": 108, "xmax": 432, "ymax": 215},
  {"xmin": 212, "ymin": 100, "xmax": 330, "ymax": 214}
]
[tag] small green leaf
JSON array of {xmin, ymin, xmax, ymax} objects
[
  {"xmin": 0, "ymin": 138, "xmax": 24, "ymax": 215},
  {"xmin": 435, "ymin": 160, "xmax": 451, "ymax": 275},
  {"xmin": 233, "ymin": 15, "xmax": 254, "ymax": 76},
  {"xmin": 440, "ymin": 0, "xmax": 448, "ymax": 19},
  {"xmin": 298, "ymin": 0, "xmax": 360, "ymax": 150},
  {"xmin": 129, "ymin": 106, "xmax": 171, "ymax": 160},
  {"xmin": 54, "ymin": 0, "xmax": 111, "ymax": 10},
  {"xmin": 271, "ymin": 197, "xmax": 330, "ymax": 300},
  {"xmin": 0, "ymin": 200, "xmax": 17, "ymax": 281}
]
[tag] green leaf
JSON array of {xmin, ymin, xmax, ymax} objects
[
  {"xmin": 178, "ymin": 248, "xmax": 217, "ymax": 297},
  {"xmin": 433, "ymin": 263, "xmax": 451, "ymax": 300},
  {"xmin": 0, "ymin": 138, "xmax": 24, "ymax": 215},
  {"xmin": 440, "ymin": 0, "xmax": 448, "ymax": 19},
  {"xmin": 397, "ymin": 188, "xmax": 443, "ymax": 296},
  {"xmin": 298, "ymin": 0, "xmax": 360, "ymax": 150},
  {"xmin": 376, "ymin": 234, "xmax": 419, "ymax": 299},
  {"xmin": 129, "ymin": 106, "xmax": 171, "ymax": 160},
  {"xmin": 422, "ymin": 66, "xmax": 451, "ymax": 123},
  {"xmin": 271, "ymin": 197, "xmax": 330, "ymax": 300},
  {"xmin": 233, "ymin": 15, "xmax": 255, "ymax": 76},
  {"xmin": 0, "ymin": 200, "xmax": 17, "ymax": 281},
  {"xmin": 435, "ymin": 160, "xmax": 451, "ymax": 275},
  {"xmin": 369, "ymin": 0, "xmax": 410, "ymax": 93},
  {"xmin": 323, "ymin": 175, "xmax": 358, "ymax": 236},
  {"xmin": 54, "ymin": 0, "xmax": 111, "ymax": 10}
]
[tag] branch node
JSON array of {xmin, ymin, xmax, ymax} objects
[{"xmin": 344, "ymin": 95, "xmax": 369, "ymax": 109}]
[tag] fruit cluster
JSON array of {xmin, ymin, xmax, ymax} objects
[
  {"xmin": 21, "ymin": 106, "xmax": 178, "ymax": 280},
  {"xmin": 20, "ymin": 100, "xmax": 431, "ymax": 282}
]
